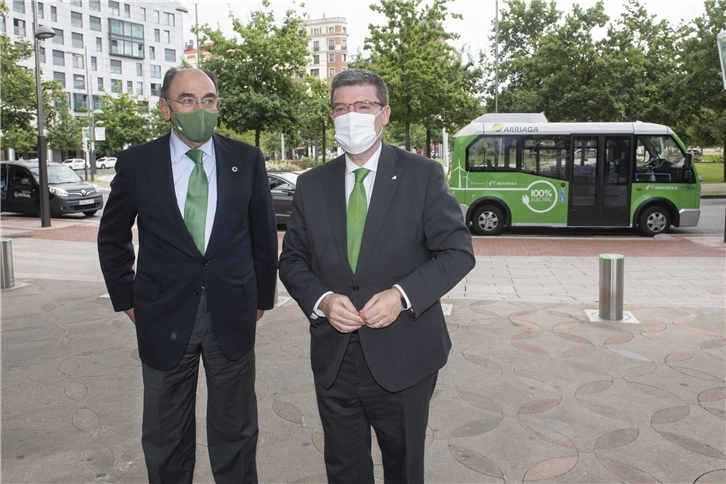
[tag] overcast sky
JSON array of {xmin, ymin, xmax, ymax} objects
[{"xmin": 177, "ymin": 0, "xmax": 708, "ymax": 57}]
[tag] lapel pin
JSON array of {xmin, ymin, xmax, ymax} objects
[
  {"xmin": 232, "ymin": 166, "xmax": 238, "ymax": 172},
  {"xmin": 392, "ymin": 175, "xmax": 397, "ymax": 180}
]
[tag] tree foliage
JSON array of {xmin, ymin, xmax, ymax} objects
[
  {"xmin": 95, "ymin": 88, "xmax": 149, "ymax": 155},
  {"xmin": 47, "ymin": 105, "xmax": 83, "ymax": 157},
  {"xmin": 200, "ymin": 0, "xmax": 310, "ymax": 147},
  {"xmin": 355, "ymin": 0, "xmax": 483, "ymax": 151}
]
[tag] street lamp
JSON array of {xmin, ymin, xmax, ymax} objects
[{"xmin": 33, "ymin": 0, "xmax": 55, "ymax": 227}]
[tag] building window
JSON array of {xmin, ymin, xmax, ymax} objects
[
  {"xmin": 50, "ymin": 6, "xmax": 57, "ymax": 22},
  {"xmin": 13, "ymin": 19, "xmax": 26, "ymax": 37},
  {"xmin": 110, "ymin": 59, "xmax": 122, "ymax": 74},
  {"xmin": 136, "ymin": 62, "xmax": 142, "ymax": 76},
  {"xmin": 52, "ymin": 28, "xmax": 63, "ymax": 44},
  {"xmin": 52, "ymin": 49, "xmax": 64, "ymax": 66},
  {"xmin": 164, "ymin": 48, "xmax": 175, "ymax": 62},
  {"xmin": 13, "ymin": 0, "xmax": 25, "ymax": 14},
  {"xmin": 153, "ymin": 10, "xmax": 159, "ymax": 24},
  {"xmin": 163, "ymin": 30, "xmax": 170, "ymax": 43},
  {"xmin": 73, "ymin": 93, "xmax": 88, "ymax": 111},
  {"xmin": 109, "ymin": 19, "xmax": 145, "ymax": 58},
  {"xmin": 163, "ymin": 12, "xmax": 175, "ymax": 26},
  {"xmin": 328, "ymin": 39, "xmax": 335, "ymax": 50},
  {"xmin": 310, "ymin": 68, "xmax": 319, "ymax": 78},
  {"xmin": 109, "ymin": 1, "xmax": 120, "ymax": 16},
  {"xmin": 329, "ymin": 67, "xmax": 335, "ymax": 77},
  {"xmin": 38, "ymin": 2, "xmax": 44, "ymax": 19},
  {"xmin": 74, "ymin": 74, "xmax": 85, "ymax": 90},
  {"xmin": 97, "ymin": 77, "xmax": 103, "ymax": 91},
  {"xmin": 90, "ymin": 0, "xmax": 101, "ymax": 11},
  {"xmin": 93, "ymin": 95, "xmax": 102, "ymax": 110},
  {"xmin": 71, "ymin": 11, "xmax": 83, "ymax": 28},
  {"xmin": 328, "ymin": 26, "xmax": 334, "ymax": 33},
  {"xmin": 329, "ymin": 53, "xmax": 335, "ymax": 62},
  {"xmin": 73, "ymin": 54, "xmax": 84, "ymax": 69},
  {"xmin": 150, "ymin": 82, "xmax": 161, "ymax": 96},
  {"xmin": 313, "ymin": 55, "xmax": 319, "ymax": 65},
  {"xmin": 136, "ymin": 81, "xmax": 143, "ymax": 95},
  {"xmin": 96, "ymin": 37, "xmax": 102, "ymax": 51},
  {"xmin": 111, "ymin": 79, "xmax": 121, "ymax": 93},
  {"xmin": 124, "ymin": 4, "xmax": 130, "ymax": 18},
  {"xmin": 150, "ymin": 64, "xmax": 161, "ymax": 78},
  {"xmin": 139, "ymin": 7, "xmax": 146, "ymax": 21},
  {"xmin": 91, "ymin": 56, "xmax": 97, "ymax": 71},
  {"xmin": 54, "ymin": 71, "xmax": 66, "ymax": 87},
  {"xmin": 313, "ymin": 28, "xmax": 319, "ymax": 35},
  {"xmin": 71, "ymin": 0, "xmax": 82, "ymax": 6},
  {"xmin": 90, "ymin": 16, "xmax": 101, "ymax": 31},
  {"xmin": 39, "ymin": 47, "xmax": 45, "ymax": 63},
  {"xmin": 341, "ymin": 39, "xmax": 347, "ymax": 50},
  {"xmin": 154, "ymin": 29, "xmax": 160, "ymax": 42},
  {"xmin": 149, "ymin": 46, "xmax": 155, "ymax": 59},
  {"xmin": 72, "ymin": 32, "xmax": 83, "ymax": 49},
  {"xmin": 127, "ymin": 80, "xmax": 133, "ymax": 92},
  {"xmin": 313, "ymin": 41, "xmax": 319, "ymax": 52}
]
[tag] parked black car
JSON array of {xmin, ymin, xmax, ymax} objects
[
  {"xmin": 1, "ymin": 160, "xmax": 104, "ymax": 217},
  {"xmin": 268, "ymin": 172, "xmax": 299, "ymax": 227}
]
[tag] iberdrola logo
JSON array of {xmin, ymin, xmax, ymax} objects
[
  {"xmin": 493, "ymin": 123, "xmax": 504, "ymax": 132},
  {"xmin": 488, "ymin": 180, "xmax": 497, "ymax": 186},
  {"xmin": 646, "ymin": 184, "xmax": 655, "ymax": 191}
]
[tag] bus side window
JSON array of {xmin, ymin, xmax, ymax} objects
[{"xmin": 636, "ymin": 136, "xmax": 685, "ymax": 182}]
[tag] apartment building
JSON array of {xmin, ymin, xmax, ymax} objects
[
  {"xmin": 6, "ymin": 0, "xmax": 186, "ymax": 153},
  {"xmin": 300, "ymin": 16, "xmax": 349, "ymax": 83}
]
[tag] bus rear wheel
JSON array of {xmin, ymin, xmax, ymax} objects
[
  {"xmin": 638, "ymin": 206, "xmax": 671, "ymax": 236},
  {"xmin": 472, "ymin": 205, "xmax": 504, "ymax": 235}
]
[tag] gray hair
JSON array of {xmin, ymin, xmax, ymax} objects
[
  {"xmin": 160, "ymin": 67, "xmax": 219, "ymax": 100},
  {"xmin": 330, "ymin": 69, "xmax": 389, "ymax": 106}
]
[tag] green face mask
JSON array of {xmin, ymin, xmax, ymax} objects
[{"xmin": 170, "ymin": 108, "xmax": 218, "ymax": 143}]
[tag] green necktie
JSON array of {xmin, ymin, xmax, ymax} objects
[
  {"xmin": 347, "ymin": 168, "xmax": 370, "ymax": 273},
  {"xmin": 184, "ymin": 149, "xmax": 208, "ymax": 255}
]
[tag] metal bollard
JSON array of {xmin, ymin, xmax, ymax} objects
[
  {"xmin": 1, "ymin": 238, "xmax": 15, "ymax": 290},
  {"xmin": 599, "ymin": 254, "xmax": 624, "ymax": 320}
]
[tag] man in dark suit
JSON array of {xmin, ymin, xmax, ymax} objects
[
  {"xmin": 279, "ymin": 69, "xmax": 475, "ymax": 483},
  {"xmin": 98, "ymin": 68, "xmax": 277, "ymax": 484}
]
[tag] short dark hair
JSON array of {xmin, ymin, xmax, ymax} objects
[
  {"xmin": 330, "ymin": 69, "xmax": 389, "ymax": 106},
  {"xmin": 160, "ymin": 67, "xmax": 219, "ymax": 100}
]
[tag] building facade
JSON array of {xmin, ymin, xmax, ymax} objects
[
  {"xmin": 300, "ymin": 16, "xmax": 349, "ymax": 83},
  {"xmin": 5, "ymin": 0, "xmax": 186, "ymax": 159}
]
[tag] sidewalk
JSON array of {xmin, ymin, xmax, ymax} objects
[{"xmin": 1, "ymin": 217, "xmax": 724, "ymax": 483}]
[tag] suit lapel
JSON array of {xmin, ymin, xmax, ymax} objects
[
  {"xmin": 358, "ymin": 144, "xmax": 401, "ymax": 268},
  {"xmin": 323, "ymin": 157, "xmax": 352, "ymax": 275},
  {"xmin": 145, "ymin": 134, "xmax": 198, "ymax": 255},
  {"xmin": 206, "ymin": 134, "xmax": 235, "ymax": 256}
]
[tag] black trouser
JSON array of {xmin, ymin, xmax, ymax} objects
[
  {"xmin": 315, "ymin": 333, "xmax": 438, "ymax": 484},
  {"xmin": 141, "ymin": 291, "xmax": 258, "ymax": 484}
]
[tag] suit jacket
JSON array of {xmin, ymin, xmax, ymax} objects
[
  {"xmin": 279, "ymin": 144, "xmax": 475, "ymax": 392},
  {"xmin": 98, "ymin": 133, "xmax": 278, "ymax": 371}
]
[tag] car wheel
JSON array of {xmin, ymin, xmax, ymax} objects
[
  {"xmin": 99, "ymin": 164, "xmax": 106, "ymax": 169},
  {"xmin": 638, "ymin": 206, "xmax": 671, "ymax": 236},
  {"xmin": 472, "ymin": 205, "xmax": 504, "ymax": 235},
  {"xmin": 83, "ymin": 210, "xmax": 97, "ymax": 217}
]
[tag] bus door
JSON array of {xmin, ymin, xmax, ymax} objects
[{"xmin": 569, "ymin": 135, "xmax": 631, "ymax": 226}]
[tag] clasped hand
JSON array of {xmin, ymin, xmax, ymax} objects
[{"xmin": 320, "ymin": 288, "xmax": 402, "ymax": 334}]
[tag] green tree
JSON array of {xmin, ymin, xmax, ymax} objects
[
  {"xmin": 95, "ymin": 87, "xmax": 149, "ymax": 155},
  {"xmin": 0, "ymin": 2, "xmax": 64, "ymax": 155},
  {"xmin": 356, "ymin": 0, "xmax": 469, "ymax": 150},
  {"xmin": 147, "ymin": 105, "xmax": 171, "ymax": 140},
  {"xmin": 200, "ymin": 0, "xmax": 310, "ymax": 147},
  {"xmin": 299, "ymin": 76, "xmax": 334, "ymax": 164},
  {"xmin": 47, "ymin": 105, "xmax": 83, "ymax": 160}
]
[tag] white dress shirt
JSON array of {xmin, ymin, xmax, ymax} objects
[{"xmin": 169, "ymin": 131, "xmax": 217, "ymax": 251}]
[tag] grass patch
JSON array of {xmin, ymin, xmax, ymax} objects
[{"xmin": 694, "ymin": 162, "xmax": 724, "ymax": 183}]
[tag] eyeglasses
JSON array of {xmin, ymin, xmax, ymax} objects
[
  {"xmin": 330, "ymin": 100, "xmax": 384, "ymax": 117},
  {"xmin": 166, "ymin": 97, "xmax": 220, "ymax": 110}
]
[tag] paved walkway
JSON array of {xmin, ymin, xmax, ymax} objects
[{"xmin": 1, "ymin": 216, "xmax": 724, "ymax": 483}]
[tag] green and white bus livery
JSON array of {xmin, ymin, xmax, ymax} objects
[{"xmin": 449, "ymin": 113, "xmax": 700, "ymax": 236}]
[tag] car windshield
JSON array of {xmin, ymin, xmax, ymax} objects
[{"xmin": 29, "ymin": 165, "xmax": 83, "ymax": 184}]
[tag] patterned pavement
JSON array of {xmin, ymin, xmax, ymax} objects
[{"xmin": 1, "ymin": 216, "xmax": 724, "ymax": 483}]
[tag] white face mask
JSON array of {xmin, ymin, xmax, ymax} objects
[{"xmin": 333, "ymin": 111, "xmax": 383, "ymax": 155}]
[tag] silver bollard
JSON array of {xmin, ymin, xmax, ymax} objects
[
  {"xmin": 599, "ymin": 254, "xmax": 624, "ymax": 320},
  {"xmin": 1, "ymin": 237, "xmax": 15, "ymax": 290}
]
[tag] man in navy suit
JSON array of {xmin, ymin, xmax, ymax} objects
[
  {"xmin": 279, "ymin": 69, "xmax": 475, "ymax": 483},
  {"xmin": 98, "ymin": 68, "xmax": 277, "ymax": 484}
]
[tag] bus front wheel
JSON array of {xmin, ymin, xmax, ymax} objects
[
  {"xmin": 472, "ymin": 205, "xmax": 504, "ymax": 235},
  {"xmin": 638, "ymin": 206, "xmax": 671, "ymax": 236}
]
